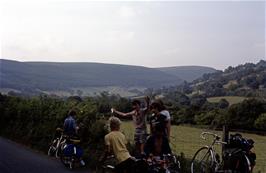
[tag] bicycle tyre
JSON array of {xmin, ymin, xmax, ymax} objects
[
  {"xmin": 191, "ymin": 146, "xmax": 215, "ymax": 173},
  {"xmin": 47, "ymin": 139, "xmax": 58, "ymax": 156}
]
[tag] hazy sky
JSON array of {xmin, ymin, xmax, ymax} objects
[{"xmin": 1, "ymin": 0, "xmax": 265, "ymax": 70}]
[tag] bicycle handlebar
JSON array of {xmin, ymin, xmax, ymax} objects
[
  {"xmin": 200, "ymin": 132, "xmax": 227, "ymax": 145},
  {"xmin": 201, "ymin": 132, "xmax": 220, "ymax": 140}
]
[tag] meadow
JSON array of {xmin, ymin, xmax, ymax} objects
[
  {"xmin": 121, "ymin": 121, "xmax": 266, "ymax": 173},
  {"xmin": 207, "ymin": 96, "xmax": 247, "ymax": 106}
]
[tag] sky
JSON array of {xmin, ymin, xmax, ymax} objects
[{"xmin": 1, "ymin": 0, "xmax": 265, "ymax": 70}]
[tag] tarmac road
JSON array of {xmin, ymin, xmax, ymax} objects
[{"xmin": 0, "ymin": 137, "xmax": 90, "ymax": 173}]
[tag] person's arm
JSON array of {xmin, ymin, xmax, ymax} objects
[
  {"xmin": 112, "ymin": 109, "xmax": 135, "ymax": 117},
  {"xmin": 100, "ymin": 135, "xmax": 111, "ymax": 162},
  {"xmin": 166, "ymin": 120, "xmax": 171, "ymax": 140},
  {"xmin": 144, "ymin": 96, "xmax": 150, "ymax": 114}
]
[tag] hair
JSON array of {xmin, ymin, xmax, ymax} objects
[
  {"xmin": 150, "ymin": 102, "xmax": 164, "ymax": 112},
  {"xmin": 109, "ymin": 117, "xmax": 121, "ymax": 130},
  {"xmin": 68, "ymin": 109, "xmax": 77, "ymax": 116},
  {"xmin": 156, "ymin": 99, "xmax": 166, "ymax": 110},
  {"xmin": 132, "ymin": 100, "xmax": 141, "ymax": 106}
]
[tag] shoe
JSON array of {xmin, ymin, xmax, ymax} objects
[{"xmin": 80, "ymin": 160, "xmax": 85, "ymax": 166}]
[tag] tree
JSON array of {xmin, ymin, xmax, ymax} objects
[{"xmin": 254, "ymin": 113, "xmax": 266, "ymax": 130}]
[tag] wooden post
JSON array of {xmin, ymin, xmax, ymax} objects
[{"xmin": 222, "ymin": 124, "xmax": 229, "ymax": 153}]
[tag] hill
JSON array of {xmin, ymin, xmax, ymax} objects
[
  {"xmin": 0, "ymin": 59, "xmax": 184, "ymax": 96},
  {"xmin": 189, "ymin": 60, "xmax": 266, "ymax": 97},
  {"xmin": 156, "ymin": 66, "xmax": 217, "ymax": 82}
]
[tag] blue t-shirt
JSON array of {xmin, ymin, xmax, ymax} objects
[{"xmin": 64, "ymin": 116, "xmax": 76, "ymax": 136}]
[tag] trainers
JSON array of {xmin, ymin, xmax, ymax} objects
[{"xmin": 80, "ymin": 160, "xmax": 85, "ymax": 166}]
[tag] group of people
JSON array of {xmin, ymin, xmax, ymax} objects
[{"xmin": 104, "ymin": 96, "xmax": 172, "ymax": 173}]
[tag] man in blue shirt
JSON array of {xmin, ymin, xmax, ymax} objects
[{"xmin": 64, "ymin": 110, "xmax": 78, "ymax": 137}]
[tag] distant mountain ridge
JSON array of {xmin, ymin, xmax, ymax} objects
[
  {"xmin": 0, "ymin": 59, "xmax": 216, "ymax": 96},
  {"xmin": 156, "ymin": 66, "xmax": 217, "ymax": 82}
]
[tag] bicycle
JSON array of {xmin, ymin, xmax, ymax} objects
[
  {"xmin": 190, "ymin": 132, "xmax": 226, "ymax": 173},
  {"xmin": 60, "ymin": 137, "xmax": 85, "ymax": 169},
  {"xmin": 191, "ymin": 132, "xmax": 254, "ymax": 173},
  {"xmin": 47, "ymin": 128, "xmax": 67, "ymax": 158},
  {"xmin": 98, "ymin": 154, "xmax": 180, "ymax": 173}
]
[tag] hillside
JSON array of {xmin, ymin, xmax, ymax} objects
[
  {"xmin": 189, "ymin": 60, "xmax": 266, "ymax": 97},
  {"xmin": 0, "ymin": 59, "xmax": 184, "ymax": 96},
  {"xmin": 157, "ymin": 66, "xmax": 217, "ymax": 82}
]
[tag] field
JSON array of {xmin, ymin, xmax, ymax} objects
[
  {"xmin": 207, "ymin": 96, "xmax": 247, "ymax": 106},
  {"xmin": 121, "ymin": 121, "xmax": 266, "ymax": 173}
]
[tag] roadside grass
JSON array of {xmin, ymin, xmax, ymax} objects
[{"xmin": 121, "ymin": 121, "xmax": 266, "ymax": 173}]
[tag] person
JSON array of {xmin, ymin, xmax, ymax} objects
[
  {"xmin": 112, "ymin": 97, "xmax": 150, "ymax": 156},
  {"xmin": 104, "ymin": 117, "xmax": 134, "ymax": 173},
  {"xmin": 144, "ymin": 125, "xmax": 172, "ymax": 158},
  {"xmin": 149, "ymin": 102, "xmax": 168, "ymax": 137},
  {"xmin": 63, "ymin": 110, "xmax": 85, "ymax": 166},
  {"xmin": 156, "ymin": 99, "xmax": 171, "ymax": 140},
  {"xmin": 63, "ymin": 110, "xmax": 79, "ymax": 137}
]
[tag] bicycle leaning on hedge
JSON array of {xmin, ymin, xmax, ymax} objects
[{"xmin": 47, "ymin": 128, "xmax": 66, "ymax": 158}]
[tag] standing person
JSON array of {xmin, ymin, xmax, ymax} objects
[
  {"xmin": 103, "ymin": 117, "xmax": 134, "ymax": 173},
  {"xmin": 156, "ymin": 99, "xmax": 171, "ymax": 140},
  {"xmin": 64, "ymin": 110, "xmax": 79, "ymax": 137},
  {"xmin": 63, "ymin": 110, "xmax": 85, "ymax": 166},
  {"xmin": 149, "ymin": 102, "xmax": 168, "ymax": 138},
  {"xmin": 112, "ymin": 96, "xmax": 150, "ymax": 156}
]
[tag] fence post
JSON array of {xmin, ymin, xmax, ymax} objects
[{"xmin": 222, "ymin": 125, "xmax": 229, "ymax": 153}]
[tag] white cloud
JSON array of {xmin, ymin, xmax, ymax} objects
[{"xmin": 117, "ymin": 6, "xmax": 137, "ymax": 18}]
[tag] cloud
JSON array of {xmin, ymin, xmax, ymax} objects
[
  {"xmin": 117, "ymin": 6, "xmax": 137, "ymax": 18},
  {"xmin": 164, "ymin": 48, "xmax": 180, "ymax": 55}
]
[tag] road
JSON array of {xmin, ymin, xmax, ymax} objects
[{"xmin": 0, "ymin": 137, "xmax": 90, "ymax": 173}]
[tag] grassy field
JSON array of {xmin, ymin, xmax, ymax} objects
[
  {"xmin": 121, "ymin": 121, "xmax": 266, "ymax": 173},
  {"xmin": 207, "ymin": 96, "xmax": 247, "ymax": 106}
]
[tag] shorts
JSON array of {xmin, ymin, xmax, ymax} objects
[{"xmin": 134, "ymin": 129, "xmax": 147, "ymax": 144}]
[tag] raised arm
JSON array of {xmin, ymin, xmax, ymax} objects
[
  {"xmin": 144, "ymin": 96, "xmax": 150, "ymax": 114},
  {"xmin": 112, "ymin": 108, "xmax": 135, "ymax": 117}
]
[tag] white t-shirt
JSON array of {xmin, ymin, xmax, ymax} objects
[{"xmin": 160, "ymin": 110, "xmax": 171, "ymax": 121}]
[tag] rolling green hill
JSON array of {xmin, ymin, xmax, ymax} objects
[
  {"xmin": 157, "ymin": 66, "xmax": 217, "ymax": 82},
  {"xmin": 0, "ymin": 59, "xmax": 184, "ymax": 96},
  {"xmin": 0, "ymin": 59, "xmax": 217, "ymax": 96}
]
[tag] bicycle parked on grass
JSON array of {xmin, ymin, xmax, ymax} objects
[{"xmin": 190, "ymin": 132, "xmax": 255, "ymax": 173}]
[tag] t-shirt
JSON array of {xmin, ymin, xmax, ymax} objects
[
  {"xmin": 64, "ymin": 116, "xmax": 76, "ymax": 136},
  {"xmin": 132, "ymin": 108, "xmax": 147, "ymax": 131},
  {"xmin": 160, "ymin": 110, "xmax": 171, "ymax": 121},
  {"xmin": 105, "ymin": 131, "xmax": 131, "ymax": 163},
  {"xmin": 149, "ymin": 113, "xmax": 168, "ymax": 136}
]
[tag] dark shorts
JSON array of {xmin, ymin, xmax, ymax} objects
[{"xmin": 134, "ymin": 129, "xmax": 147, "ymax": 144}]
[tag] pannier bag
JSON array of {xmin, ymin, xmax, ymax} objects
[{"xmin": 223, "ymin": 133, "xmax": 256, "ymax": 172}]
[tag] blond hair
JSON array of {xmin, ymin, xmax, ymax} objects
[{"xmin": 109, "ymin": 116, "xmax": 121, "ymax": 130}]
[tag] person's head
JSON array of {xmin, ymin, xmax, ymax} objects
[
  {"xmin": 132, "ymin": 100, "xmax": 141, "ymax": 110},
  {"xmin": 68, "ymin": 110, "xmax": 77, "ymax": 117},
  {"xmin": 156, "ymin": 99, "xmax": 166, "ymax": 110},
  {"xmin": 150, "ymin": 102, "xmax": 163, "ymax": 114},
  {"xmin": 109, "ymin": 117, "xmax": 121, "ymax": 131}
]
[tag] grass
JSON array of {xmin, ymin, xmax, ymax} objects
[
  {"xmin": 121, "ymin": 121, "xmax": 266, "ymax": 173},
  {"xmin": 207, "ymin": 96, "xmax": 247, "ymax": 106}
]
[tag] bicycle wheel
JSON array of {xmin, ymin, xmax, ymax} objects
[
  {"xmin": 191, "ymin": 147, "xmax": 214, "ymax": 173},
  {"xmin": 47, "ymin": 139, "xmax": 58, "ymax": 156}
]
